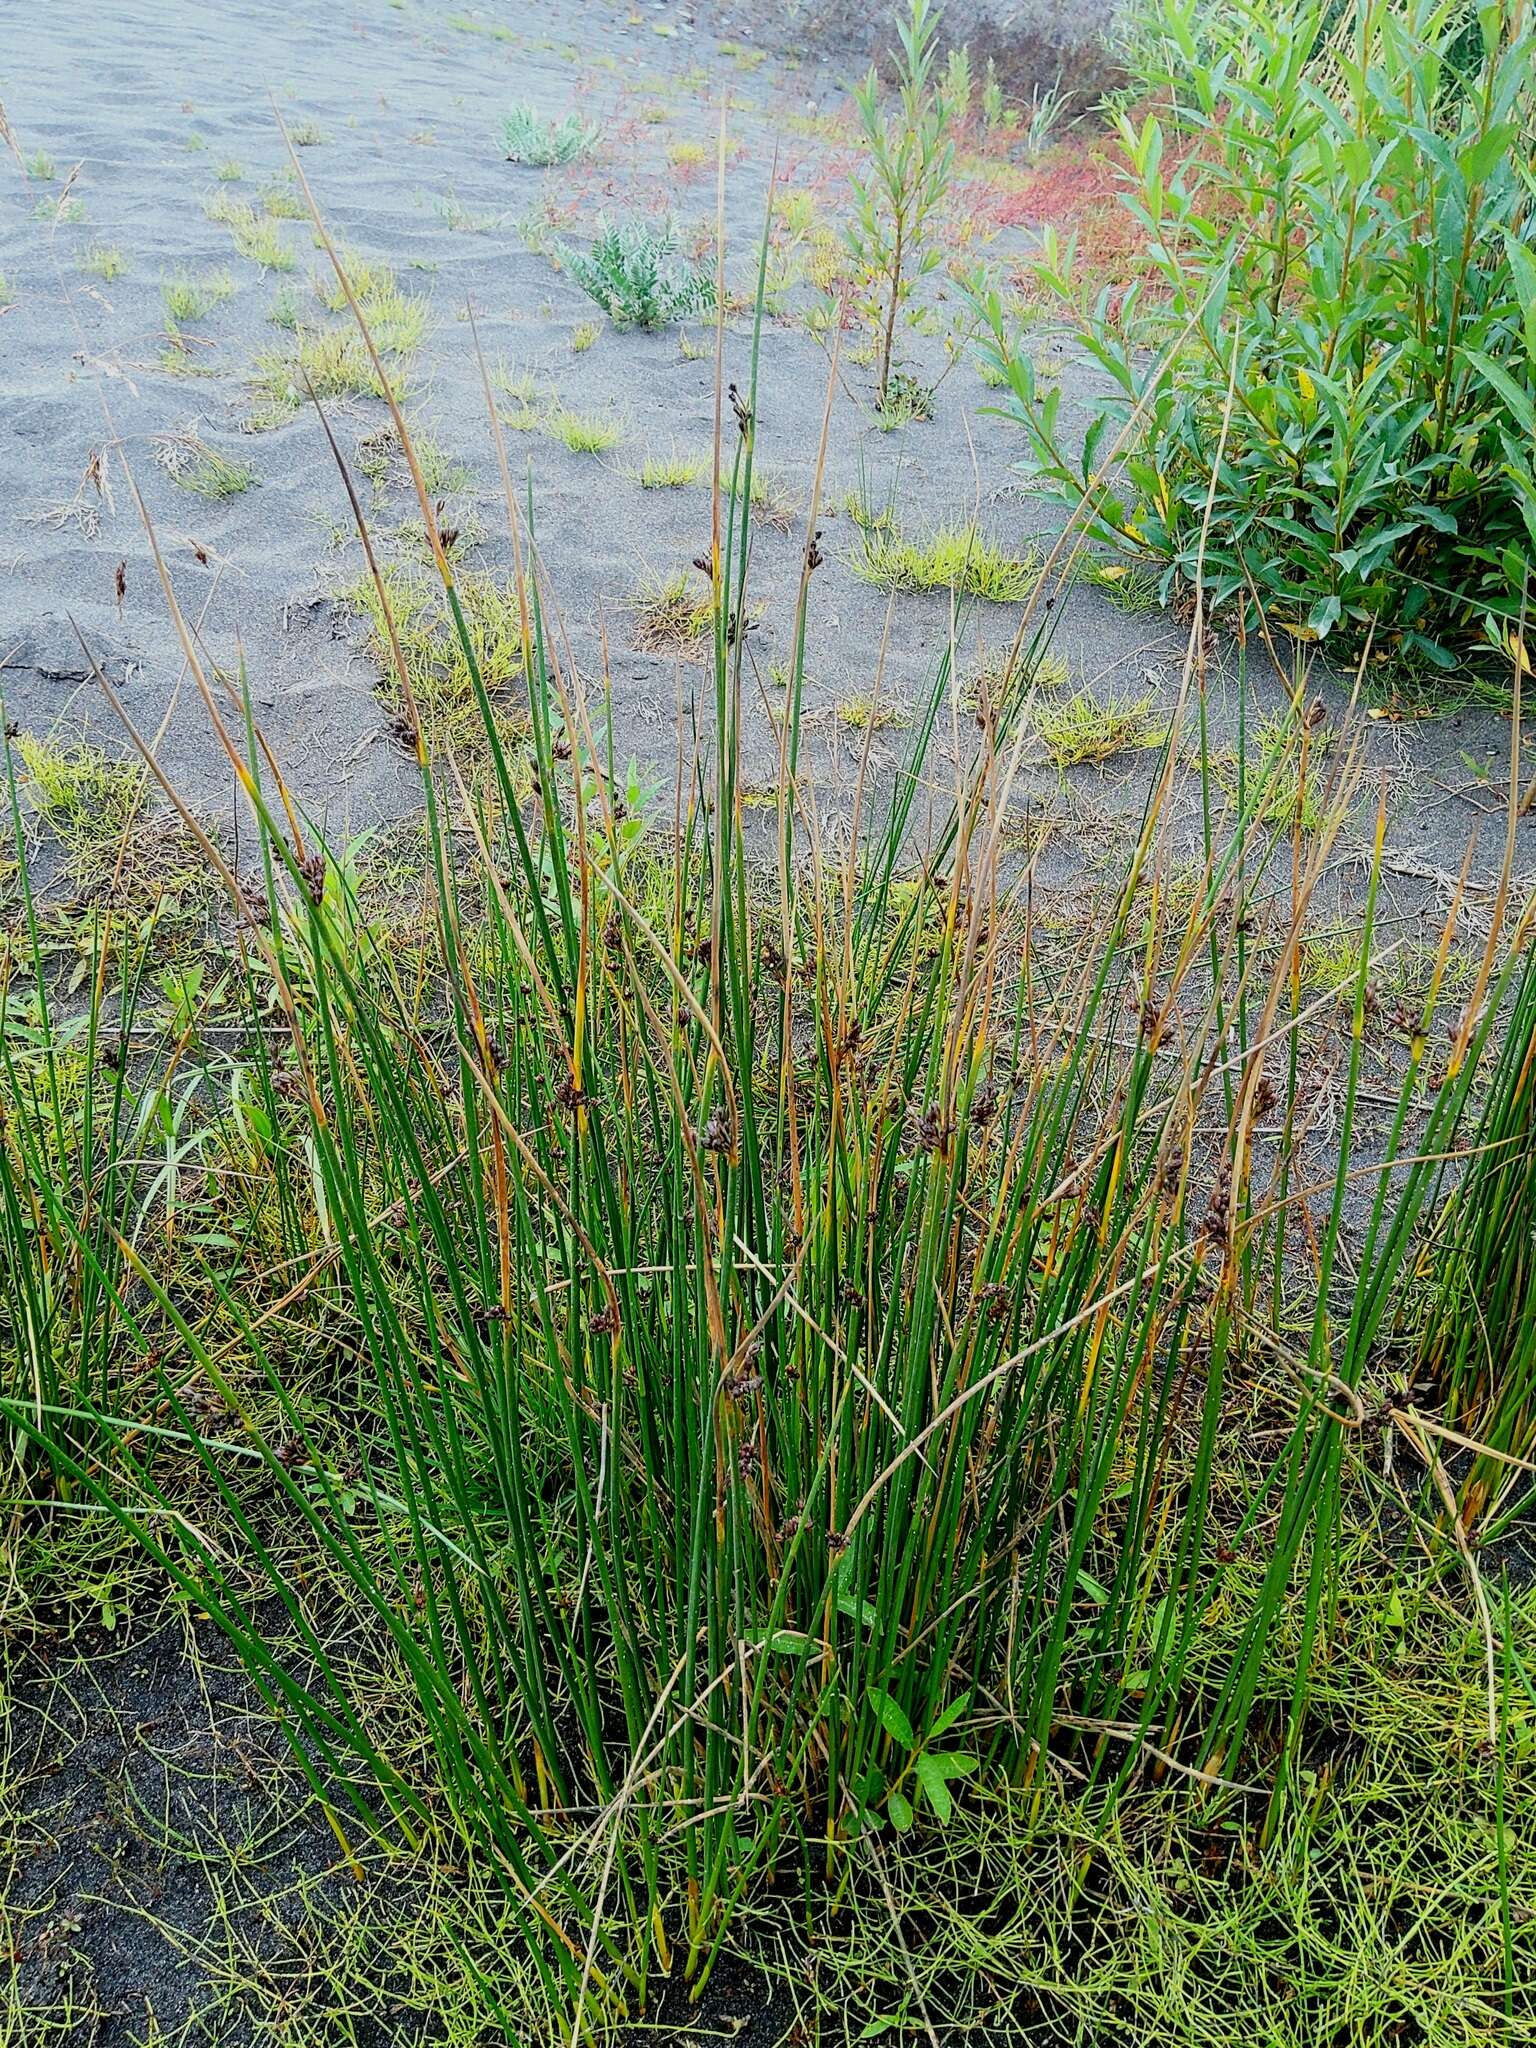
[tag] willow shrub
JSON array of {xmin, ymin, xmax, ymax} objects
[
  {"xmin": 976, "ymin": 0, "xmax": 1536, "ymax": 672},
  {"xmin": 4, "ymin": 201, "xmax": 1536, "ymax": 2034}
]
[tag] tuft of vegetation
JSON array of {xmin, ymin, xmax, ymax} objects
[
  {"xmin": 490, "ymin": 359, "xmax": 539, "ymax": 410},
  {"xmin": 559, "ymin": 216, "xmax": 714, "ymax": 329},
  {"xmin": 249, "ymin": 269, "xmax": 426, "ymax": 424},
  {"xmin": 1035, "ymin": 686, "xmax": 1163, "ymax": 769},
  {"xmin": 207, "ymin": 194, "xmax": 297, "ymax": 272},
  {"xmin": 852, "ymin": 519, "xmax": 1037, "ymax": 601},
  {"xmin": 630, "ymin": 567, "xmax": 713, "ymax": 649},
  {"xmin": 77, "ymin": 242, "xmax": 126, "ymax": 281},
  {"xmin": 836, "ymin": 691, "xmax": 907, "ymax": 731},
  {"xmin": 347, "ymin": 561, "xmax": 524, "ymax": 750},
  {"xmin": 33, "ymin": 193, "xmax": 86, "ymax": 223},
  {"xmin": 1079, "ymin": 552, "xmax": 1162, "ymax": 615},
  {"xmin": 545, "ymin": 406, "xmax": 623, "ymax": 454},
  {"xmin": 161, "ymin": 269, "xmax": 236, "ymax": 323},
  {"xmin": 10, "ymin": 733, "xmax": 145, "ymax": 882},
  {"xmin": 636, "ymin": 445, "xmax": 705, "ymax": 489},
  {"xmin": 501, "ymin": 103, "xmax": 600, "ymax": 165},
  {"xmin": 250, "ymin": 326, "xmax": 403, "ymax": 418},
  {"xmin": 152, "ymin": 430, "xmax": 256, "ymax": 500},
  {"xmin": 313, "ymin": 249, "xmax": 397, "ymax": 311}
]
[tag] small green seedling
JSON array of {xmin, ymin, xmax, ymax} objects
[{"xmin": 855, "ymin": 1687, "xmax": 978, "ymax": 1835}]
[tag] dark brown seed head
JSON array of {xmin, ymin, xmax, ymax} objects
[
  {"xmin": 296, "ymin": 846, "xmax": 326, "ymax": 906},
  {"xmin": 911, "ymin": 1102, "xmax": 949, "ymax": 1153},
  {"xmin": 977, "ymin": 1280, "xmax": 1010, "ymax": 1324},
  {"xmin": 970, "ymin": 1075, "xmax": 1000, "ymax": 1127}
]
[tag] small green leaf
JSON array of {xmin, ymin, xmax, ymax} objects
[
  {"xmin": 867, "ymin": 1686, "xmax": 916, "ymax": 1750},
  {"xmin": 927, "ymin": 1689, "xmax": 972, "ymax": 1743},
  {"xmin": 835, "ymin": 1574, "xmax": 880, "ymax": 1629},
  {"xmin": 1458, "ymin": 124, "xmax": 1516, "ymax": 188},
  {"xmin": 914, "ymin": 1751, "xmax": 954, "ymax": 1821},
  {"xmin": 759, "ymin": 1630, "xmax": 815, "ymax": 1656},
  {"xmin": 888, "ymin": 1789, "xmax": 914, "ymax": 1832}
]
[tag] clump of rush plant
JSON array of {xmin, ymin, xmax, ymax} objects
[
  {"xmin": 9, "ymin": 191, "xmax": 1536, "ymax": 2048},
  {"xmin": 974, "ymin": 0, "xmax": 1536, "ymax": 672},
  {"xmin": 852, "ymin": 519, "xmax": 1036, "ymax": 601},
  {"xmin": 844, "ymin": 0, "xmax": 957, "ymax": 410},
  {"xmin": 501, "ymin": 103, "xmax": 600, "ymax": 165},
  {"xmin": 1412, "ymin": 928, "xmax": 1536, "ymax": 1527},
  {"xmin": 558, "ymin": 216, "xmax": 714, "ymax": 329},
  {"xmin": 630, "ymin": 567, "xmax": 713, "ymax": 650}
]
